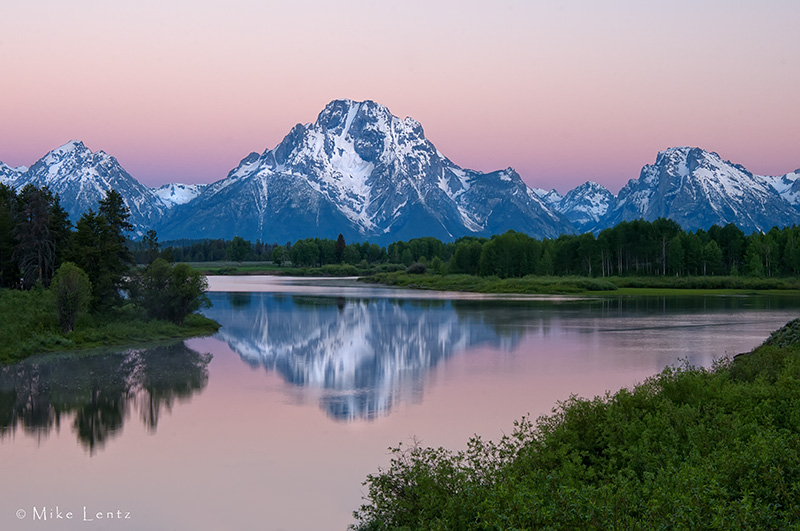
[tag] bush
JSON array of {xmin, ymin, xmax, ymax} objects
[
  {"xmin": 406, "ymin": 262, "xmax": 427, "ymax": 275},
  {"xmin": 352, "ymin": 320, "xmax": 800, "ymax": 530},
  {"xmin": 130, "ymin": 259, "xmax": 210, "ymax": 323}
]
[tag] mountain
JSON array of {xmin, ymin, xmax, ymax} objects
[
  {"xmin": 158, "ymin": 99, "xmax": 572, "ymax": 243},
  {"xmin": 0, "ymin": 162, "xmax": 27, "ymax": 187},
  {"xmin": 16, "ymin": 141, "xmax": 166, "ymax": 235},
  {"xmin": 758, "ymin": 170, "xmax": 800, "ymax": 208},
  {"xmin": 152, "ymin": 183, "xmax": 207, "ymax": 207},
  {"xmin": 547, "ymin": 181, "xmax": 615, "ymax": 233},
  {"xmin": 532, "ymin": 188, "xmax": 563, "ymax": 207},
  {"xmin": 601, "ymin": 147, "xmax": 798, "ymax": 233}
]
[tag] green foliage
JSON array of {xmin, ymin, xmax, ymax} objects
[
  {"xmin": 0, "ymin": 287, "xmax": 59, "ymax": 363},
  {"xmin": 50, "ymin": 262, "xmax": 92, "ymax": 333},
  {"xmin": 140, "ymin": 229, "xmax": 160, "ymax": 264},
  {"xmin": 366, "ymin": 272, "xmax": 618, "ymax": 294},
  {"xmin": 130, "ymin": 258, "xmax": 210, "ymax": 323},
  {"xmin": 227, "ymin": 235, "xmax": 250, "ymax": 263},
  {"xmin": 405, "ymin": 262, "xmax": 427, "ymax": 275},
  {"xmin": 0, "ymin": 287, "xmax": 219, "ymax": 363},
  {"xmin": 353, "ymin": 322, "xmax": 800, "ymax": 530},
  {"xmin": 271, "ymin": 245, "xmax": 285, "ymax": 265},
  {"xmin": 67, "ymin": 189, "xmax": 135, "ymax": 310}
]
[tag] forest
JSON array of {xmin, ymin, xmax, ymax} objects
[
  {"xmin": 0, "ymin": 184, "xmax": 216, "ymax": 363},
  {"xmin": 157, "ymin": 217, "xmax": 800, "ymax": 280}
]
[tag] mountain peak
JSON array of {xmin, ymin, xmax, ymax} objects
[{"xmin": 53, "ymin": 139, "xmax": 88, "ymax": 153}]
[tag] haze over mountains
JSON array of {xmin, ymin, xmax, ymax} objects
[{"xmin": 2, "ymin": 100, "xmax": 798, "ymax": 242}]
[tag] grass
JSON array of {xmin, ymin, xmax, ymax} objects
[
  {"xmin": 365, "ymin": 272, "xmax": 617, "ymax": 294},
  {"xmin": 186, "ymin": 260, "xmax": 390, "ymax": 277},
  {"xmin": 0, "ymin": 288, "xmax": 220, "ymax": 364},
  {"xmin": 361, "ymin": 272, "xmax": 800, "ymax": 296}
]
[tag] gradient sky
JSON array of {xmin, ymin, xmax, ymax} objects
[{"xmin": 1, "ymin": 0, "xmax": 798, "ymax": 193}]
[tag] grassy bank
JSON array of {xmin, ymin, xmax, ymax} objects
[
  {"xmin": 187, "ymin": 261, "xmax": 404, "ymax": 277},
  {"xmin": 0, "ymin": 287, "xmax": 220, "ymax": 364},
  {"xmin": 353, "ymin": 318, "xmax": 800, "ymax": 530},
  {"xmin": 363, "ymin": 271, "xmax": 800, "ymax": 295}
]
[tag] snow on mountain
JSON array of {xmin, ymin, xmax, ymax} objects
[
  {"xmin": 554, "ymin": 181, "xmax": 615, "ymax": 233},
  {"xmin": 19, "ymin": 140, "xmax": 166, "ymax": 236},
  {"xmin": 0, "ymin": 162, "xmax": 27, "ymax": 186},
  {"xmin": 758, "ymin": 170, "xmax": 800, "ymax": 207},
  {"xmin": 159, "ymin": 99, "xmax": 572, "ymax": 243},
  {"xmin": 602, "ymin": 147, "xmax": 798, "ymax": 233},
  {"xmin": 532, "ymin": 187, "xmax": 563, "ymax": 207},
  {"xmin": 153, "ymin": 183, "xmax": 207, "ymax": 207}
]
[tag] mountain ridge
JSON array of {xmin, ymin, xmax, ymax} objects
[{"xmin": 2, "ymin": 103, "xmax": 799, "ymax": 240}]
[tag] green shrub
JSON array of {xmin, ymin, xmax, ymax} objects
[
  {"xmin": 352, "ymin": 320, "xmax": 800, "ymax": 530},
  {"xmin": 50, "ymin": 262, "xmax": 92, "ymax": 333}
]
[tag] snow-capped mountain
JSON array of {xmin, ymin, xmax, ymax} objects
[
  {"xmin": 555, "ymin": 181, "xmax": 615, "ymax": 233},
  {"xmin": 601, "ymin": 147, "xmax": 798, "ymax": 233},
  {"xmin": 532, "ymin": 188, "xmax": 563, "ymax": 207},
  {"xmin": 158, "ymin": 99, "xmax": 572, "ymax": 243},
  {"xmin": 153, "ymin": 183, "xmax": 207, "ymax": 208},
  {"xmin": 0, "ymin": 162, "xmax": 27, "ymax": 187},
  {"xmin": 758, "ymin": 170, "xmax": 800, "ymax": 208},
  {"xmin": 15, "ymin": 141, "xmax": 166, "ymax": 235}
]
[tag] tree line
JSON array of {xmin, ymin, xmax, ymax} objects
[{"xmin": 158, "ymin": 218, "xmax": 800, "ymax": 279}]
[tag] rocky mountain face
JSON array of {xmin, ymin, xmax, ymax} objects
[
  {"xmin": 158, "ymin": 99, "xmax": 572, "ymax": 243},
  {"xmin": 9, "ymin": 141, "xmax": 167, "ymax": 236},
  {"xmin": 601, "ymin": 147, "xmax": 798, "ymax": 234}
]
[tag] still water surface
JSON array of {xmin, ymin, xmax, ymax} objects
[{"xmin": 1, "ymin": 276, "xmax": 798, "ymax": 530}]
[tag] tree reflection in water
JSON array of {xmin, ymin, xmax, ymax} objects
[{"xmin": 0, "ymin": 343, "xmax": 212, "ymax": 454}]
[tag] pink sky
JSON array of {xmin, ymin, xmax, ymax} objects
[{"xmin": 1, "ymin": 0, "xmax": 798, "ymax": 193}]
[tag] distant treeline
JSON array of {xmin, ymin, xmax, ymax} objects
[{"xmin": 157, "ymin": 218, "xmax": 800, "ymax": 278}]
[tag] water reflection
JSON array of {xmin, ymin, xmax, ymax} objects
[
  {"xmin": 0, "ymin": 343, "xmax": 212, "ymax": 454},
  {"xmin": 206, "ymin": 293, "xmax": 523, "ymax": 421},
  {"xmin": 206, "ymin": 290, "xmax": 800, "ymax": 422}
]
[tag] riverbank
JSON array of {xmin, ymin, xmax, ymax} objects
[
  {"xmin": 353, "ymin": 317, "xmax": 800, "ymax": 529},
  {"xmin": 362, "ymin": 271, "xmax": 800, "ymax": 295},
  {"xmin": 0, "ymin": 288, "xmax": 220, "ymax": 364}
]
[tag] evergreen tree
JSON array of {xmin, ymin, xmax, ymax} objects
[
  {"xmin": 141, "ymin": 229, "xmax": 160, "ymax": 265},
  {"xmin": 69, "ymin": 191, "xmax": 134, "ymax": 310},
  {"xmin": 13, "ymin": 185, "xmax": 65, "ymax": 287},
  {"xmin": 0, "ymin": 184, "xmax": 18, "ymax": 287},
  {"xmin": 335, "ymin": 233, "xmax": 346, "ymax": 263}
]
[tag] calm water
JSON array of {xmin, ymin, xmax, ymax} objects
[{"xmin": 1, "ymin": 276, "xmax": 798, "ymax": 530}]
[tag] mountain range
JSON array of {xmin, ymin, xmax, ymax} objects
[{"xmin": 2, "ymin": 99, "xmax": 798, "ymax": 241}]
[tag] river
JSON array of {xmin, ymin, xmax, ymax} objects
[{"xmin": 1, "ymin": 276, "xmax": 798, "ymax": 530}]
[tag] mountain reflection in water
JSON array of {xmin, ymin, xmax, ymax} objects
[
  {"xmin": 205, "ymin": 292, "xmax": 524, "ymax": 421},
  {"xmin": 0, "ymin": 343, "xmax": 212, "ymax": 454}
]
